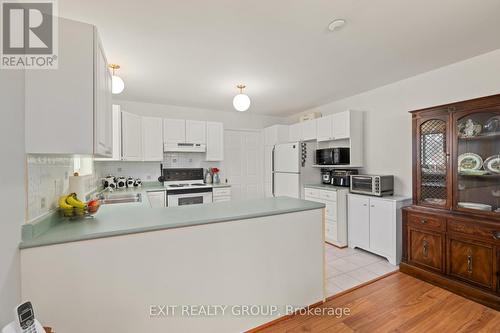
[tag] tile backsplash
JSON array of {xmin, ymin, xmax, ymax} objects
[
  {"xmin": 95, "ymin": 153, "xmax": 222, "ymax": 183},
  {"xmin": 27, "ymin": 155, "xmax": 98, "ymax": 222}
]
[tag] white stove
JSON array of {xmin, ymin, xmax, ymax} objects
[{"xmin": 160, "ymin": 168, "xmax": 213, "ymax": 206}]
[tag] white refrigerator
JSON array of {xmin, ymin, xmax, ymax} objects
[{"xmin": 272, "ymin": 142, "xmax": 316, "ymax": 199}]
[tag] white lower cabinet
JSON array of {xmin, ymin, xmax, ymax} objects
[
  {"xmin": 305, "ymin": 187, "xmax": 348, "ymax": 247},
  {"xmin": 147, "ymin": 191, "xmax": 166, "ymax": 208},
  {"xmin": 213, "ymin": 187, "xmax": 231, "ymax": 202},
  {"xmin": 347, "ymin": 194, "xmax": 411, "ymax": 265}
]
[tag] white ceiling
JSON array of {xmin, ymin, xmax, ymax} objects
[{"xmin": 59, "ymin": 0, "xmax": 500, "ymax": 116}]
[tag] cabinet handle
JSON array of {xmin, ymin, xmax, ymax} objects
[
  {"xmin": 467, "ymin": 252, "xmax": 473, "ymax": 274},
  {"xmin": 423, "ymin": 239, "xmax": 429, "ymax": 258},
  {"xmin": 371, "ymin": 205, "xmax": 375, "ymax": 208},
  {"xmin": 420, "ymin": 219, "xmax": 427, "ymax": 224},
  {"xmin": 492, "ymin": 231, "xmax": 500, "ymax": 240},
  {"xmin": 363, "ymin": 204, "xmax": 367, "ymax": 207}
]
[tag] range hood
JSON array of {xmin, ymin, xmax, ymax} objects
[{"xmin": 164, "ymin": 142, "xmax": 206, "ymax": 153}]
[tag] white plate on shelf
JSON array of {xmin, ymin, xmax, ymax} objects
[
  {"xmin": 458, "ymin": 202, "xmax": 492, "ymax": 211},
  {"xmin": 483, "ymin": 155, "xmax": 500, "ymax": 174},
  {"xmin": 458, "ymin": 153, "xmax": 483, "ymax": 172}
]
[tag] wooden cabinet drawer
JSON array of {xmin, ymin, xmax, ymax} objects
[
  {"xmin": 304, "ymin": 188, "xmax": 319, "ymax": 198},
  {"xmin": 408, "ymin": 228, "xmax": 444, "ymax": 272},
  {"xmin": 319, "ymin": 190, "xmax": 337, "ymax": 202},
  {"xmin": 408, "ymin": 213, "xmax": 445, "ymax": 231},
  {"xmin": 448, "ymin": 219, "xmax": 500, "ymax": 244},
  {"xmin": 448, "ymin": 238, "xmax": 493, "ymax": 289}
]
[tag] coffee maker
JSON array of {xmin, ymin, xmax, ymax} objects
[{"xmin": 321, "ymin": 169, "xmax": 332, "ymax": 184}]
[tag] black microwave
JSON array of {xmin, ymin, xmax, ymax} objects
[{"xmin": 315, "ymin": 148, "xmax": 350, "ymax": 165}]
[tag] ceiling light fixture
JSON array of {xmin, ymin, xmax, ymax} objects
[
  {"xmin": 232, "ymin": 84, "xmax": 251, "ymax": 112},
  {"xmin": 328, "ymin": 19, "xmax": 346, "ymax": 32},
  {"xmin": 109, "ymin": 64, "xmax": 125, "ymax": 94}
]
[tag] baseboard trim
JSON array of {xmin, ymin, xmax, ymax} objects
[{"xmin": 400, "ymin": 262, "xmax": 500, "ymax": 311}]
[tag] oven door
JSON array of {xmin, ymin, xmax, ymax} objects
[
  {"xmin": 167, "ymin": 188, "xmax": 213, "ymax": 207},
  {"xmin": 350, "ymin": 176, "xmax": 374, "ymax": 195}
]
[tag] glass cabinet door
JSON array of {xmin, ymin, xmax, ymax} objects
[
  {"xmin": 418, "ymin": 118, "xmax": 449, "ymax": 208},
  {"xmin": 455, "ymin": 109, "xmax": 500, "ymax": 215}
]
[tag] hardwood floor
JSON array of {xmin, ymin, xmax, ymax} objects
[{"xmin": 255, "ymin": 272, "xmax": 500, "ymax": 333}]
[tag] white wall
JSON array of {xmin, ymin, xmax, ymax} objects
[
  {"xmin": 114, "ymin": 99, "xmax": 289, "ymax": 129},
  {"xmin": 0, "ymin": 71, "xmax": 25, "ymax": 325},
  {"xmin": 289, "ymin": 49, "xmax": 500, "ymax": 196}
]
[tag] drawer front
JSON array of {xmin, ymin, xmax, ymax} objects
[
  {"xmin": 325, "ymin": 220, "xmax": 338, "ymax": 242},
  {"xmin": 408, "ymin": 212, "xmax": 445, "ymax": 231},
  {"xmin": 213, "ymin": 188, "xmax": 231, "ymax": 197},
  {"xmin": 213, "ymin": 196, "xmax": 230, "ymax": 202},
  {"xmin": 448, "ymin": 238, "xmax": 493, "ymax": 289},
  {"xmin": 325, "ymin": 201, "xmax": 337, "ymax": 221},
  {"xmin": 408, "ymin": 228, "xmax": 443, "ymax": 272},
  {"xmin": 304, "ymin": 188, "xmax": 319, "ymax": 198},
  {"xmin": 448, "ymin": 219, "xmax": 500, "ymax": 244},
  {"xmin": 319, "ymin": 190, "xmax": 337, "ymax": 202}
]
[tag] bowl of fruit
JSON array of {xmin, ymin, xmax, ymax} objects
[{"xmin": 58, "ymin": 193, "xmax": 101, "ymax": 219}]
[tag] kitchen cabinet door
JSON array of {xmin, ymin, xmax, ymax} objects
[
  {"xmin": 147, "ymin": 191, "xmax": 166, "ymax": 208},
  {"xmin": 93, "ymin": 30, "xmax": 112, "ymax": 157},
  {"xmin": 142, "ymin": 116, "xmax": 163, "ymax": 161},
  {"xmin": 316, "ymin": 115, "xmax": 333, "ymax": 142},
  {"xmin": 348, "ymin": 195, "xmax": 370, "ymax": 249},
  {"xmin": 289, "ymin": 123, "xmax": 301, "ymax": 142},
  {"xmin": 121, "ymin": 112, "xmax": 142, "ymax": 161},
  {"xmin": 206, "ymin": 121, "xmax": 224, "ymax": 161},
  {"xmin": 264, "ymin": 125, "xmax": 289, "ymax": 146},
  {"xmin": 369, "ymin": 199, "xmax": 394, "ymax": 256},
  {"xmin": 332, "ymin": 111, "xmax": 350, "ymax": 140},
  {"xmin": 186, "ymin": 120, "xmax": 206, "ymax": 144},
  {"xmin": 301, "ymin": 119, "xmax": 317, "ymax": 141},
  {"xmin": 163, "ymin": 119, "xmax": 186, "ymax": 143}
]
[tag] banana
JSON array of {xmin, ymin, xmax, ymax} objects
[
  {"xmin": 66, "ymin": 194, "xmax": 87, "ymax": 209},
  {"xmin": 58, "ymin": 195, "xmax": 73, "ymax": 209}
]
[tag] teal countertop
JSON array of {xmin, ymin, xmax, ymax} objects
[
  {"xmin": 20, "ymin": 196, "xmax": 324, "ymax": 249},
  {"xmin": 304, "ymin": 184, "xmax": 350, "ymax": 191}
]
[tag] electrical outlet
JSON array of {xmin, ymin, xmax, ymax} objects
[
  {"xmin": 117, "ymin": 167, "xmax": 122, "ymax": 172},
  {"xmin": 41, "ymin": 197, "xmax": 46, "ymax": 209},
  {"xmin": 147, "ymin": 175, "xmax": 151, "ymax": 180}
]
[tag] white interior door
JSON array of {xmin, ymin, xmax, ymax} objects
[{"xmin": 223, "ymin": 130, "xmax": 263, "ymax": 201}]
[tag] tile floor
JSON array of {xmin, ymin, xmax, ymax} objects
[{"xmin": 325, "ymin": 243, "xmax": 399, "ymax": 296}]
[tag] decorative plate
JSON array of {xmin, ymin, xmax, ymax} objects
[
  {"xmin": 459, "ymin": 169, "xmax": 489, "ymax": 176},
  {"xmin": 483, "ymin": 116, "xmax": 500, "ymax": 134},
  {"xmin": 458, "ymin": 153, "xmax": 483, "ymax": 171},
  {"xmin": 458, "ymin": 202, "xmax": 492, "ymax": 211},
  {"xmin": 458, "ymin": 119, "xmax": 482, "ymax": 138},
  {"xmin": 484, "ymin": 155, "xmax": 500, "ymax": 174}
]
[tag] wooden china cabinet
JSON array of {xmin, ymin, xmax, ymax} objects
[{"xmin": 401, "ymin": 94, "xmax": 500, "ymax": 310}]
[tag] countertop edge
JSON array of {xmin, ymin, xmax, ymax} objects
[{"xmin": 19, "ymin": 203, "xmax": 324, "ymax": 250}]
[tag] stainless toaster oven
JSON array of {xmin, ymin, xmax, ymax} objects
[{"xmin": 350, "ymin": 175, "xmax": 394, "ymax": 197}]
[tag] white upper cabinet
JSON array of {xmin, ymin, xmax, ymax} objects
[
  {"xmin": 288, "ymin": 120, "xmax": 316, "ymax": 142},
  {"xmin": 206, "ymin": 121, "xmax": 224, "ymax": 161},
  {"xmin": 289, "ymin": 123, "xmax": 301, "ymax": 142},
  {"xmin": 93, "ymin": 31, "xmax": 113, "ymax": 157},
  {"xmin": 121, "ymin": 112, "xmax": 142, "ymax": 161},
  {"xmin": 332, "ymin": 111, "xmax": 350, "ymax": 140},
  {"xmin": 186, "ymin": 120, "xmax": 207, "ymax": 144},
  {"xmin": 142, "ymin": 117, "xmax": 164, "ymax": 161},
  {"xmin": 316, "ymin": 115, "xmax": 334, "ymax": 142},
  {"xmin": 163, "ymin": 119, "xmax": 186, "ymax": 144},
  {"xmin": 264, "ymin": 125, "xmax": 289, "ymax": 146},
  {"xmin": 25, "ymin": 19, "xmax": 112, "ymax": 156},
  {"xmin": 301, "ymin": 119, "xmax": 317, "ymax": 141}
]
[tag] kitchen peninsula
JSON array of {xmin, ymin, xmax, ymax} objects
[{"xmin": 20, "ymin": 196, "xmax": 325, "ymax": 333}]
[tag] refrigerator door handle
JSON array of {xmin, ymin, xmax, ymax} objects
[{"xmin": 272, "ymin": 146, "xmax": 275, "ymax": 197}]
